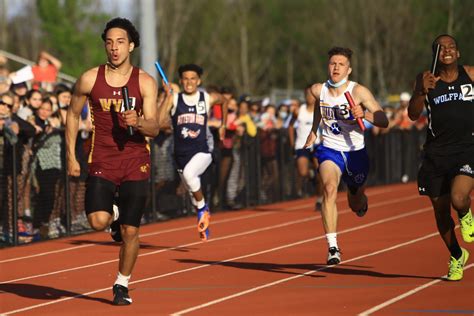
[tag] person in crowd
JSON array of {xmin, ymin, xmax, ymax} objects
[
  {"xmin": 31, "ymin": 51, "xmax": 62, "ymax": 91},
  {"xmin": 66, "ymin": 17, "xmax": 160, "ymax": 305},
  {"xmin": 30, "ymin": 98, "xmax": 63, "ymax": 239},
  {"xmin": 304, "ymin": 47, "xmax": 388, "ymax": 265},
  {"xmin": 17, "ymin": 89, "xmax": 43, "ymax": 123},
  {"xmin": 259, "ymin": 104, "xmax": 280, "ymax": 202},
  {"xmin": 394, "ymin": 92, "xmax": 415, "ymax": 130},
  {"xmin": 289, "ymin": 86, "xmax": 323, "ymax": 209},
  {"xmin": 408, "ymin": 34, "xmax": 473, "ymax": 281},
  {"xmin": 0, "ymin": 92, "xmax": 36, "ymax": 242}
]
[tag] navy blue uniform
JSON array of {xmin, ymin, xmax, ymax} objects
[{"xmin": 172, "ymin": 92, "xmax": 209, "ymax": 170}]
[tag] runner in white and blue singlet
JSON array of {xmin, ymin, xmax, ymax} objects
[{"xmin": 304, "ymin": 47, "xmax": 388, "ymax": 265}]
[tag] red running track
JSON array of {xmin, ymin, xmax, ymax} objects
[{"xmin": 0, "ymin": 182, "xmax": 473, "ymax": 315}]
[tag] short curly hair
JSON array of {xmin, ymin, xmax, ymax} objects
[
  {"xmin": 101, "ymin": 17, "xmax": 140, "ymax": 48},
  {"xmin": 328, "ymin": 47, "xmax": 353, "ymax": 63},
  {"xmin": 178, "ymin": 64, "xmax": 204, "ymax": 78}
]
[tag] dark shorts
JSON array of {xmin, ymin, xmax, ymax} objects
[
  {"xmin": 85, "ymin": 177, "xmax": 148, "ymax": 227},
  {"xmin": 88, "ymin": 156, "xmax": 151, "ymax": 186},
  {"xmin": 295, "ymin": 148, "xmax": 313, "ymax": 160},
  {"xmin": 174, "ymin": 151, "xmax": 210, "ymax": 171},
  {"xmin": 417, "ymin": 151, "xmax": 474, "ymax": 197},
  {"xmin": 86, "ymin": 156, "xmax": 151, "ymax": 227}
]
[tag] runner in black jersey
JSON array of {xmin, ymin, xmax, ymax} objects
[{"xmin": 409, "ymin": 34, "xmax": 473, "ymax": 281}]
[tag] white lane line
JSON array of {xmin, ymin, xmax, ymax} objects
[
  {"xmin": 2, "ymin": 205, "xmax": 430, "ymax": 315},
  {"xmin": 0, "ymin": 194, "xmax": 421, "ymax": 284},
  {"xmin": 358, "ymin": 266, "xmax": 474, "ymax": 315},
  {"xmin": 0, "ymin": 212, "xmax": 278, "ymax": 264},
  {"xmin": 0, "ymin": 186, "xmax": 403, "ymax": 264},
  {"xmin": 358, "ymin": 264, "xmax": 474, "ymax": 315},
  {"xmin": 170, "ymin": 209, "xmax": 435, "ymax": 315}
]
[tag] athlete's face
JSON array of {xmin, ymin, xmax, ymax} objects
[
  {"xmin": 104, "ymin": 28, "xmax": 134, "ymax": 68},
  {"xmin": 328, "ymin": 55, "xmax": 352, "ymax": 84},
  {"xmin": 436, "ymin": 36, "xmax": 460, "ymax": 66},
  {"xmin": 180, "ymin": 71, "xmax": 201, "ymax": 95}
]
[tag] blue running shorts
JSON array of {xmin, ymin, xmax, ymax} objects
[{"xmin": 316, "ymin": 145, "xmax": 369, "ymax": 188}]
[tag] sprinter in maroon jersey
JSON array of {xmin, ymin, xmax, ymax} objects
[{"xmin": 66, "ymin": 18, "xmax": 161, "ymax": 306}]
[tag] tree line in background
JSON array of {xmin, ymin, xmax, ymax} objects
[{"xmin": 1, "ymin": 0, "xmax": 473, "ymax": 98}]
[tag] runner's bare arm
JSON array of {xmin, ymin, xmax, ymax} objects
[
  {"xmin": 135, "ymin": 72, "xmax": 159, "ymax": 137},
  {"xmin": 353, "ymin": 84, "xmax": 388, "ymax": 128},
  {"xmin": 304, "ymin": 83, "xmax": 322, "ymax": 148}
]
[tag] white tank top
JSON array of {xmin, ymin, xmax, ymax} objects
[
  {"xmin": 319, "ymin": 81, "xmax": 365, "ymax": 151},
  {"xmin": 294, "ymin": 104, "xmax": 320, "ymax": 149}
]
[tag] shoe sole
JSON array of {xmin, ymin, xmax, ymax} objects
[
  {"xmin": 461, "ymin": 232, "xmax": 473, "ymax": 243},
  {"xmin": 197, "ymin": 211, "xmax": 210, "ymax": 233},
  {"xmin": 199, "ymin": 228, "xmax": 210, "ymax": 242}
]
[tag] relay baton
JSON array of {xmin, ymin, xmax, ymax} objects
[
  {"xmin": 154, "ymin": 61, "xmax": 169, "ymax": 86},
  {"xmin": 344, "ymin": 91, "xmax": 366, "ymax": 131},
  {"xmin": 431, "ymin": 43, "xmax": 441, "ymax": 75},
  {"xmin": 121, "ymin": 86, "xmax": 134, "ymax": 136}
]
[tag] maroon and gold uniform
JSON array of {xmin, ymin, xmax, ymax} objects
[{"xmin": 87, "ymin": 65, "xmax": 150, "ymax": 184}]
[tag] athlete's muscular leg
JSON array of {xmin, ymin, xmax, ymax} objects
[
  {"xmin": 451, "ymin": 174, "xmax": 473, "ymax": 217},
  {"xmin": 430, "ymin": 195, "xmax": 459, "ymax": 250},
  {"xmin": 118, "ymin": 225, "xmax": 140, "ymax": 276},
  {"xmin": 319, "ymin": 161, "xmax": 342, "ymax": 233}
]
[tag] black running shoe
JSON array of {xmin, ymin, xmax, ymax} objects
[
  {"xmin": 110, "ymin": 204, "xmax": 122, "ymax": 242},
  {"xmin": 354, "ymin": 203, "xmax": 368, "ymax": 217},
  {"xmin": 112, "ymin": 284, "xmax": 132, "ymax": 305},
  {"xmin": 327, "ymin": 247, "xmax": 341, "ymax": 265},
  {"xmin": 110, "ymin": 220, "xmax": 122, "ymax": 242}
]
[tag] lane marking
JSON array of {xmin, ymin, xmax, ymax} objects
[
  {"xmin": 358, "ymin": 263, "xmax": 474, "ymax": 315},
  {"xmin": 0, "ymin": 186, "xmax": 403, "ymax": 264},
  {"xmin": 2, "ymin": 205, "xmax": 430, "ymax": 315},
  {"xmin": 170, "ymin": 209, "xmax": 436, "ymax": 315}
]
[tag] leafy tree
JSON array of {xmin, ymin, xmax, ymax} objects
[{"xmin": 36, "ymin": 0, "xmax": 111, "ymax": 77}]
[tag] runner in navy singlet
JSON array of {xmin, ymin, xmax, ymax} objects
[
  {"xmin": 65, "ymin": 18, "xmax": 162, "ymax": 305},
  {"xmin": 157, "ymin": 64, "xmax": 228, "ymax": 241},
  {"xmin": 408, "ymin": 34, "xmax": 473, "ymax": 281}
]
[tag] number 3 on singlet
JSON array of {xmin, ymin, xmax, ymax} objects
[{"xmin": 461, "ymin": 84, "xmax": 474, "ymax": 101}]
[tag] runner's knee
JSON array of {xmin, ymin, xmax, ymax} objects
[
  {"xmin": 88, "ymin": 212, "xmax": 111, "ymax": 231},
  {"xmin": 323, "ymin": 183, "xmax": 338, "ymax": 200},
  {"xmin": 121, "ymin": 225, "xmax": 139, "ymax": 241},
  {"xmin": 182, "ymin": 169, "xmax": 201, "ymax": 192},
  {"xmin": 451, "ymin": 191, "xmax": 470, "ymax": 211}
]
